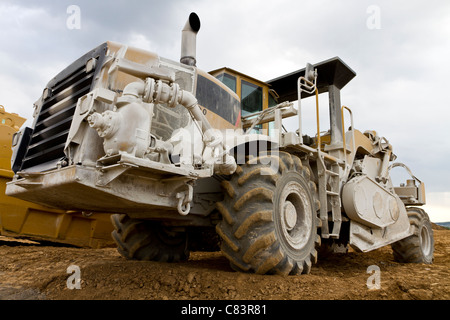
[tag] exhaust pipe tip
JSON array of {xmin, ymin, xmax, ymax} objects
[
  {"xmin": 180, "ymin": 12, "xmax": 201, "ymax": 67},
  {"xmin": 186, "ymin": 12, "xmax": 201, "ymax": 33}
]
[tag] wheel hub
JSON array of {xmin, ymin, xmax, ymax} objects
[
  {"xmin": 420, "ymin": 225, "xmax": 432, "ymax": 256},
  {"xmin": 283, "ymin": 201, "xmax": 297, "ymax": 231},
  {"xmin": 278, "ymin": 179, "xmax": 313, "ymax": 251}
]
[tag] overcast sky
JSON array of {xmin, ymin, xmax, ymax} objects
[{"xmin": 0, "ymin": 0, "xmax": 449, "ymax": 221}]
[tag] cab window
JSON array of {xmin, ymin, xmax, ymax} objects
[
  {"xmin": 196, "ymin": 75, "xmax": 240, "ymax": 126},
  {"xmin": 215, "ymin": 73, "xmax": 237, "ymax": 93},
  {"xmin": 241, "ymin": 80, "xmax": 262, "ymax": 116},
  {"xmin": 268, "ymin": 93, "xmax": 278, "ymax": 108}
]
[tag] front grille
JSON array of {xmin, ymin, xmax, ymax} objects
[{"xmin": 19, "ymin": 43, "xmax": 107, "ymax": 172}]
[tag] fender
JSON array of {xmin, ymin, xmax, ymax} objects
[{"xmin": 225, "ymin": 132, "xmax": 279, "ymax": 165}]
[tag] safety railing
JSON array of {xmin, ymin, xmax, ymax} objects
[
  {"xmin": 341, "ymin": 105, "xmax": 355, "ymax": 155},
  {"xmin": 296, "ymin": 69, "xmax": 317, "ymax": 145}
]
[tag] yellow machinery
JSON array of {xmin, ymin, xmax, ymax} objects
[{"xmin": 0, "ymin": 105, "xmax": 114, "ymax": 248}]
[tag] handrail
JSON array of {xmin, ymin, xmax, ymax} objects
[
  {"xmin": 315, "ymin": 88, "xmax": 321, "ymax": 151},
  {"xmin": 341, "ymin": 105, "xmax": 355, "ymax": 155},
  {"xmin": 388, "ymin": 162, "xmax": 422, "ymax": 183},
  {"xmin": 297, "ymin": 75, "xmax": 317, "ymax": 145}
]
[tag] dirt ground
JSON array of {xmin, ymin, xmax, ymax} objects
[{"xmin": 0, "ymin": 226, "xmax": 448, "ymax": 301}]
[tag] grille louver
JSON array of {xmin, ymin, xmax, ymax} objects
[{"xmin": 18, "ymin": 43, "xmax": 107, "ymax": 172}]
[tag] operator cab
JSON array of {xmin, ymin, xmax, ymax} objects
[{"xmin": 209, "ymin": 68, "xmax": 279, "ymax": 135}]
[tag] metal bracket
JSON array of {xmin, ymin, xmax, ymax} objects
[{"xmin": 96, "ymin": 163, "xmax": 136, "ymax": 187}]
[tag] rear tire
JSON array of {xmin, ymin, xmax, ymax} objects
[
  {"xmin": 111, "ymin": 214, "xmax": 190, "ymax": 262},
  {"xmin": 216, "ymin": 151, "xmax": 320, "ymax": 275},
  {"xmin": 391, "ymin": 207, "xmax": 434, "ymax": 264}
]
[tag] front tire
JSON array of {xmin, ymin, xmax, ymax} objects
[
  {"xmin": 111, "ymin": 214, "xmax": 190, "ymax": 262},
  {"xmin": 391, "ymin": 207, "xmax": 434, "ymax": 264},
  {"xmin": 216, "ymin": 152, "xmax": 321, "ymax": 275}
]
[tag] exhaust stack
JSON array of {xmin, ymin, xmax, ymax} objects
[{"xmin": 180, "ymin": 12, "xmax": 201, "ymax": 66}]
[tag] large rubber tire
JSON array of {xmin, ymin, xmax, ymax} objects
[
  {"xmin": 216, "ymin": 151, "xmax": 321, "ymax": 275},
  {"xmin": 391, "ymin": 207, "xmax": 434, "ymax": 264},
  {"xmin": 111, "ymin": 214, "xmax": 190, "ymax": 262}
]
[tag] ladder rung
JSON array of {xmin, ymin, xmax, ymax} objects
[
  {"xmin": 322, "ymin": 154, "xmax": 339, "ymax": 163},
  {"xmin": 322, "ymin": 154, "xmax": 345, "ymax": 166},
  {"xmin": 326, "ymin": 170, "xmax": 339, "ymax": 177}
]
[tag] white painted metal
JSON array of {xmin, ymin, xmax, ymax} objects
[{"xmin": 342, "ymin": 175, "xmax": 400, "ymax": 228}]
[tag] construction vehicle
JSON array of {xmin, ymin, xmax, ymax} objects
[
  {"xmin": 0, "ymin": 105, "xmax": 114, "ymax": 248},
  {"xmin": 5, "ymin": 12, "xmax": 434, "ymax": 274}
]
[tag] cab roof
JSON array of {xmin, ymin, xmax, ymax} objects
[
  {"xmin": 209, "ymin": 67, "xmax": 269, "ymax": 87},
  {"xmin": 267, "ymin": 56, "xmax": 356, "ymax": 102}
]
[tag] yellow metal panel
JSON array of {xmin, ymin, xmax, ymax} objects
[
  {"xmin": 20, "ymin": 209, "xmax": 62, "ymax": 238},
  {"xmin": 0, "ymin": 106, "xmax": 26, "ymax": 173},
  {"xmin": 350, "ymin": 130, "xmax": 374, "ymax": 155},
  {"xmin": 0, "ymin": 106, "xmax": 114, "ymax": 247},
  {"xmin": 0, "ymin": 105, "xmax": 26, "ymax": 130}
]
